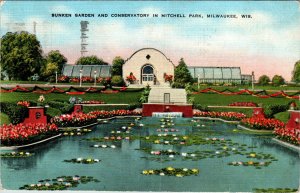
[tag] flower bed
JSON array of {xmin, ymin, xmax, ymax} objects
[
  {"xmin": 193, "ymin": 111, "xmax": 246, "ymax": 121},
  {"xmin": 241, "ymin": 117, "xmax": 285, "ymax": 130},
  {"xmin": 0, "ymin": 123, "xmax": 58, "ymax": 146},
  {"xmin": 51, "ymin": 110, "xmax": 141, "ymax": 127},
  {"xmin": 19, "ymin": 175, "xmax": 99, "ymax": 190},
  {"xmin": 274, "ymin": 127, "xmax": 300, "ymax": 145},
  {"xmin": 141, "ymin": 167, "xmax": 199, "ymax": 177},
  {"xmin": 64, "ymin": 158, "xmax": 100, "ymax": 164},
  {"xmin": 51, "ymin": 112, "xmax": 97, "ymax": 127},
  {"xmin": 228, "ymin": 102, "xmax": 258, "ymax": 107}
]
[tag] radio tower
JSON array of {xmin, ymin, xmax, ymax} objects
[
  {"xmin": 33, "ymin": 21, "xmax": 37, "ymax": 35},
  {"xmin": 80, "ymin": 21, "xmax": 89, "ymax": 57}
]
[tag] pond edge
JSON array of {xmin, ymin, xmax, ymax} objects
[{"xmin": 0, "ymin": 134, "xmax": 62, "ymax": 150}]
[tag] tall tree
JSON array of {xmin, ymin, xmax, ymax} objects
[
  {"xmin": 291, "ymin": 60, "xmax": 300, "ymax": 83},
  {"xmin": 258, "ymin": 75, "xmax": 271, "ymax": 86},
  {"xmin": 75, "ymin": 55, "xmax": 107, "ymax": 65},
  {"xmin": 0, "ymin": 31, "xmax": 43, "ymax": 80},
  {"xmin": 45, "ymin": 50, "xmax": 67, "ymax": 73},
  {"xmin": 112, "ymin": 56, "xmax": 125, "ymax": 76},
  {"xmin": 173, "ymin": 58, "xmax": 193, "ymax": 88},
  {"xmin": 272, "ymin": 75, "xmax": 285, "ymax": 86}
]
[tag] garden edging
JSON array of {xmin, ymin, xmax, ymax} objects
[
  {"xmin": 272, "ymin": 138, "xmax": 300, "ymax": 152},
  {"xmin": 0, "ymin": 134, "xmax": 62, "ymax": 150},
  {"xmin": 237, "ymin": 125, "xmax": 273, "ymax": 133},
  {"xmin": 193, "ymin": 116, "xmax": 239, "ymax": 124}
]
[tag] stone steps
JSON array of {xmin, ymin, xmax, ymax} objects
[{"xmin": 148, "ymin": 88, "xmax": 187, "ymax": 104}]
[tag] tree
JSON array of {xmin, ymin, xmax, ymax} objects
[
  {"xmin": 75, "ymin": 55, "xmax": 107, "ymax": 65},
  {"xmin": 42, "ymin": 62, "xmax": 58, "ymax": 79},
  {"xmin": 258, "ymin": 75, "xmax": 271, "ymax": 86},
  {"xmin": 272, "ymin": 75, "xmax": 285, "ymax": 86},
  {"xmin": 291, "ymin": 60, "xmax": 300, "ymax": 83},
  {"xmin": 45, "ymin": 50, "xmax": 67, "ymax": 73},
  {"xmin": 173, "ymin": 58, "xmax": 193, "ymax": 88},
  {"xmin": 0, "ymin": 31, "xmax": 43, "ymax": 80},
  {"xmin": 112, "ymin": 56, "xmax": 125, "ymax": 76}
]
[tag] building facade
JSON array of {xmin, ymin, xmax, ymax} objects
[{"xmin": 122, "ymin": 48, "xmax": 175, "ymax": 86}]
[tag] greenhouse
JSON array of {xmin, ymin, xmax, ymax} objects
[
  {"xmin": 62, "ymin": 65, "xmax": 112, "ymax": 77},
  {"xmin": 188, "ymin": 66, "xmax": 245, "ymax": 84}
]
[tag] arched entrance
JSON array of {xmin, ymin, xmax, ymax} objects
[{"xmin": 141, "ymin": 64, "xmax": 155, "ymax": 84}]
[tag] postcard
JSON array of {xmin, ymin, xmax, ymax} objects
[{"xmin": 0, "ymin": 1, "xmax": 299, "ymax": 193}]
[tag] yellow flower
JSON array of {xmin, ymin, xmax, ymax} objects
[
  {"xmin": 192, "ymin": 169, "xmax": 199, "ymax": 173},
  {"xmin": 166, "ymin": 167, "xmax": 174, "ymax": 171},
  {"xmin": 176, "ymin": 174, "xmax": 183, "ymax": 177},
  {"xmin": 154, "ymin": 140, "xmax": 160, "ymax": 144},
  {"xmin": 142, "ymin": 170, "xmax": 149, "ymax": 175},
  {"xmin": 19, "ymin": 152, "xmax": 24, "ymax": 155},
  {"xmin": 183, "ymin": 136, "xmax": 188, "ymax": 140},
  {"xmin": 145, "ymin": 137, "xmax": 150, "ymax": 140},
  {"xmin": 249, "ymin": 153, "xmax": 256, "ymax": 157},
  {"xmin": 248, "ymin": 161, "xmax": 253, "ymax": 165},
  {"xmin": 86, "ymin": 159, "xmax": 92, "ymax": 162},
  {"xmin": 223, "ymin": 146, "xmax": 227, "ymax": 150},
  {"xmin": 148, "ymin": 170, "xmax": 154, "ymax": 174}
]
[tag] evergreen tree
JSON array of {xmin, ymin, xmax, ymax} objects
[
  {"xmin": 173, "ymin": 58, "xmax": 193, "ymax": 88},
  {"xmin": 112, "ymin": 56, "xmax": 125, "ymax": 76}
]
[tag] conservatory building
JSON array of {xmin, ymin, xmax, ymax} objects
[{"xmin": 62, "ymin": 48, "xmax": 251, "ymax": 85}]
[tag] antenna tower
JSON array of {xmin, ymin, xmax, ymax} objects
[{"xmin": 80, "ymin": 21, "xmax": 89, "ymax": 57}]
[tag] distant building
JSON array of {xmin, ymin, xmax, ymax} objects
[{"xmin": 62, "ymin": 48, "xmax": 252, "ymax": 85}]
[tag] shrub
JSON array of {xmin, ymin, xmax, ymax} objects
[
  {"xmin": 264, "ymin": 103, "xmax": 291, "ymax": 118},
  {"xmin": 126, "ymin": 103, "xmax": 142, "ymax": 110},
  {"xmin": 0, "ymin": 102, "xmax": 28, "ymax": 124},
  {"xmin": 48, "ymin": 101, "xmax": 74, "ymax": 114},
  {"xmin": 193, "ymin": 104, "xmax": 209, "ymax": 111},
  {"xmin": 111, "ymin": 75, "xmax": 125, "ymax": 86}
]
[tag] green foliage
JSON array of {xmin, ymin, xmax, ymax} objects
[
  {"xmin": 47, "ymin": 101, "xmax": 73, "ymax": 114},
  {"xmin": 126, "ymin": 103, "xmax": 142, "ymax": 110},
  {"xmin": 45, "ymin": 107, "xmax": 62, "ymax": 118},
  {"xmin": 111, "ymin": 75, "xmax": 125, "ymax": 86},
  {"xmin": 42, "ymin": 62, "xmax": 58, "ymax": 80},
  {"xmin": 0, "ymin": 31, "xmax": 43, "ymax": 80},
  {"xmin": 173, "ymin": 58, "xmax": 193, "ymax": 88},
  {"xmin": 139, "ymin": 85, "xmax": 151, "ymax": 103},
  {"xmin": 272, "ymin": 75, "xmax": 285, "ymax": 86},
  {"xmin": 75, "ymin": 55, "xmax": 107, "ymax": 65},
  {"xmin": 193, "ymin": 104, "xmax": 209, "ymax": 111},
  {"xmin": 263, "ymin": 102, "xmax": 291, "ymax": 118},
  {"xmin": 112, "ymin": 56, "xmax": 124, "ymax": 76},
  {"xmin": 0, "ymin": 113, "xmax": 10, "ymax": 124},
  {"xmin": 45, "ymin": 50, "xmax": 67, "ymax": 73},
  {"xmin": 291, "ymin": 60, "xmax": 300, "ymax": 83},
  {"xmin": 0, "ymin": 102, "xmax": 28, "ymax": 124},
  {"xmin": 258, "ymin": 75, "xmax": 271, "ymax": 86}
]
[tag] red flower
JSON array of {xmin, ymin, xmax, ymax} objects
[{"xmin": 17, "ymin": 101, "xmax": 30, "ymax": 107}]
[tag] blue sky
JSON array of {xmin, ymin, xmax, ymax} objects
[{"xmin": 1, "ymin": 1, "xmax": 299, "ymax": 80}]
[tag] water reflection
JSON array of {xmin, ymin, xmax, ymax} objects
[{"xmin": 1, "ymin": 137, "xmax": 63, "ymax": 170}]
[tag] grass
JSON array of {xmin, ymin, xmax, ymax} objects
[
  {"xmin": 192, "ymin": 84, "xmax": 300, "ymax": 91},
  {"xmin": 192, "ymin": 93, "xmax": 299, "ymax": 107},
  {"xmin": 0, "ymin": 113, "xmax": 10, "ymax": 125},
  {"xmin": 0, "ymin": 92, "xmax": 141, "ymax": 104},
  {"xmin": 274, "ymin": 112, "xmax": 290, "ymax": 123}
]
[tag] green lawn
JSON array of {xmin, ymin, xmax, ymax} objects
[
  {"xmin": 192, "ymin": 93, "xmax": 299, "ymax": 106},
  {"xmin": 192, "ymin": 84, "xmax": 300, "ymax": 92},
  {"xmin": 0, "ymin": 92, "xmax": 141, "ymax": 104},
  {"xmin": 274, "ymin": 112, "xmax": 290, "ymax": 123}
]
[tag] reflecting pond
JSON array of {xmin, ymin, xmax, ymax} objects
[{"xmin": 1, "ymin": 117, "xmax": 299, "ymax": 192}]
